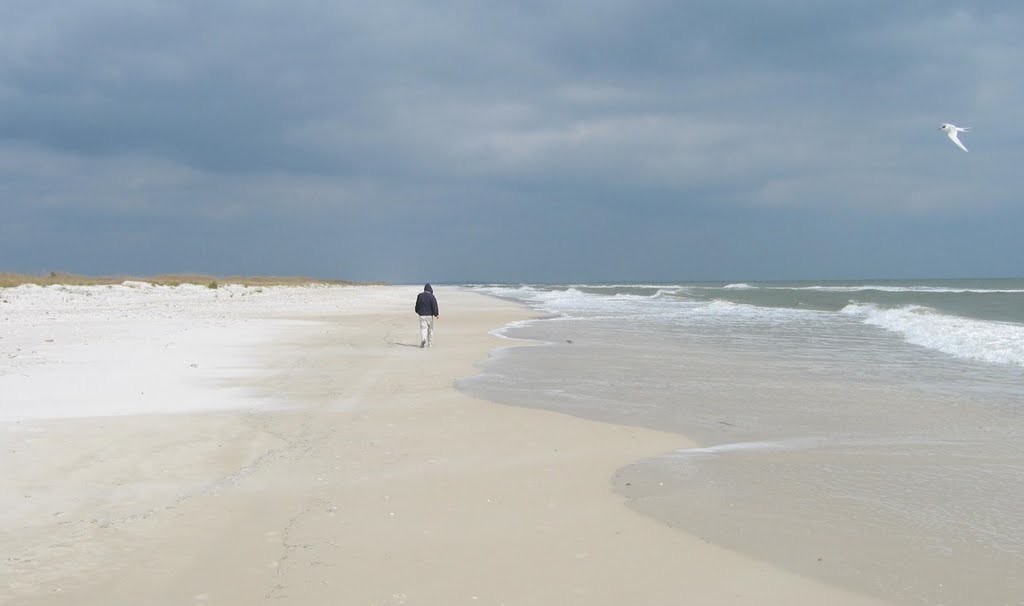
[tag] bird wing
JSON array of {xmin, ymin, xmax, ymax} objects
[{"xmin": 947, "ymin": 131, "xmax": 969, "ymax": 152}]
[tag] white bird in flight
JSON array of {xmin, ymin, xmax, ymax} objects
[{"xmin": 939, "ymin": 123, "xmax": 970, "ymax": 152}]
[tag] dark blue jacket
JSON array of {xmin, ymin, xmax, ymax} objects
[{"xmin": 415, "ymin": 284, "xmax": 439, "ymax": 316}]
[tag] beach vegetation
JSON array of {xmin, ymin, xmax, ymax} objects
[{"xmin": 0, "ymin": 272, "xmax": 380, "ymax": 288}]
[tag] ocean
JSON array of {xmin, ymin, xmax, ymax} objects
[{"xmin": 458, "ymin": 279, "xmax": 1024, "ymax": 606}]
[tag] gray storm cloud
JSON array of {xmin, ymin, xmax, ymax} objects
[{"xmin": 2, "ymin": 1, "xmax": 1022, "ymax": 281}]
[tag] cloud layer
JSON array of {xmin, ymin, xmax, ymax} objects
[{"xmin": 2, "ymin": 1, "xmax": 1022, "ymax": 281}]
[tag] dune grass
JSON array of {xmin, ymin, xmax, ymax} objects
[{"xmin": 0, "ymin": 272, "xmax": 377, "ymax": 288}]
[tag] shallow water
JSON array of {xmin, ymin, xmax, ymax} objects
[{"xmin": 459, "ymin": 281, "xmax": 1024, "ymax": 605}]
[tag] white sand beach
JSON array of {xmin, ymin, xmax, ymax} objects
[{"xmin": 1, "ymin": 284, "xmax": 891, "ymax": 605}]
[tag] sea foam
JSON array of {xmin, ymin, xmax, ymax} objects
[{"xmin": 842, "ymin": 303, "xmax": 1024, "ymax": 368}]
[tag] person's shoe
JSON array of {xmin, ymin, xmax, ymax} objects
[{"xmin": 421, "ymin": 340, "xmax": 426, "ymax": 348}]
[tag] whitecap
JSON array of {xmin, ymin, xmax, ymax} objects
[{"xmin": 841, "ymin": 303, "xmax": 1024, "ymax": 367}]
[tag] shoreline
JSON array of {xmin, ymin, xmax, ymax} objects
[
  {"xmin": 1, "ymin": 285, "xmax": 889, "ymax": 605},
  {"xmin": 464, "ymin": 283, "xmax": 1024, "ymax": 606}
]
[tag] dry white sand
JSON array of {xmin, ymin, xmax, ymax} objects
[{"xmin": 1, "ymin": 284, "xmax": 892, "ymax": 605}]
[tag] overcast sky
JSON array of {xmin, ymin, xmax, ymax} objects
[{"xmin": 2, "ymin": 1, "xmax": 1022, "ymax": 283}]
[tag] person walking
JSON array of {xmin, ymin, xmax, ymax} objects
[{"xmin": 415, "ymin": 283, "xmax": 439, "ymax": 348}]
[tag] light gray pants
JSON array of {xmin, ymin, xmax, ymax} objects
[{"xmin": 419, "ymin": 315, "xmax": 435, "ymax": 347}]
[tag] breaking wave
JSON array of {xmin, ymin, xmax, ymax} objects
[{"xmin": 841, "ymin": 303, "xmax": 1024, "ymax": 367}]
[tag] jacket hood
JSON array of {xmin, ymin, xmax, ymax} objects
[{"xmin": 424, "ymin": 283, "xmax": 433, "ymax": 293}]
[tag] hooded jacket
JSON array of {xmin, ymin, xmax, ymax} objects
[{"xmin": 415, "ymin": 284, "xmax": 439, "ymax": 316}]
